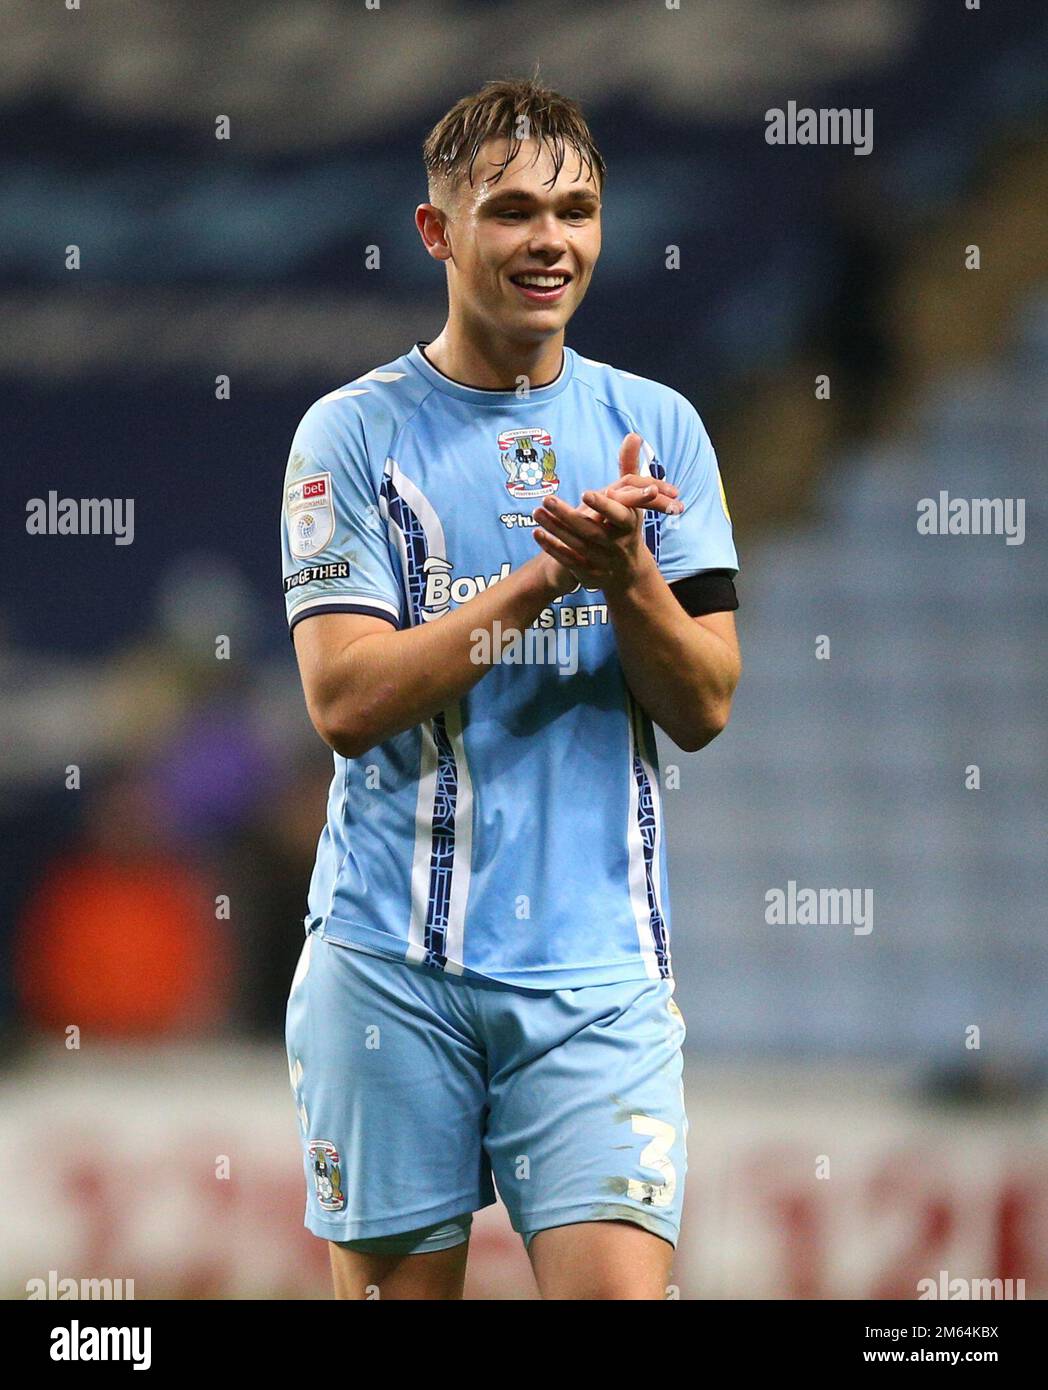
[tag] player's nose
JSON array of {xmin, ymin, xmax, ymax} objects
[{"xmin": 527, "ymin": 212, "xmax": 569, "ymax": 255}]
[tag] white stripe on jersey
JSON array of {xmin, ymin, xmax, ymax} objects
[
  {"xmin": 405, "ymin": 706, "xmax": 475, "ymax": 974},
  {"xmin": 625, "ymin": 694, "xmax": 665, "ymax": 980},
  {"xmin": 407, "ymin": 725, "xmax": 439, "ymax": 965},
  {"xmin": 383, "ymin": 457, "xmax": 449, "ymax": 610},
  {"xmin": 632, "ymin": 435, "xmax": 664, "ymax": 962},
  {"xmin": 317, "ymin": 371, "xmax": 407, "ymax": 404},
  {"xmin": 636, "ymin": 702, "xmax": 668, "ymax": 970},
  {"xmin": 384, "ymin": 460, "xmax": 474, "ymax": 972},
  {"xmin": 441, "ymin": 701, "xmax": 474, "ymax": 973}
]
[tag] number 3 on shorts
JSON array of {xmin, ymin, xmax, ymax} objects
[{"xmin": 626, "ymin": 1115, "xmax": 677, "ymax": 1208}]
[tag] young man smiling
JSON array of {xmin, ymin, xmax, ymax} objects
[{"xmin": 282, "ymin": 78, "xmax": 741, "ymax": 1300}]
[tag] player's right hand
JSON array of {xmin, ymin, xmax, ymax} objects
[
  {"xmin": 597, "ymin": 473, "xmax": 683, "ymax": 517},
  {"xmin": 527, "ymin": 476, "xmax": 677, "ymax": 597},
  {"xmin": 528, "ymin": 440, "xmax": 683, "ymax": 597}
]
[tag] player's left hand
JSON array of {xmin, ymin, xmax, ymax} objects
[{"xmin": 532, "ymin": 433, "xmax": 678, "ymax": 594}]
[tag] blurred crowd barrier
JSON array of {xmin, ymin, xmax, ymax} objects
[{"xmin": 2, "ymin": 1047, "xmax": 1044, "ymax": 1300}]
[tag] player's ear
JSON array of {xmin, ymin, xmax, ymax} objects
[{"xmin": 416, "ymin": 204, "xmax": 452, "ymax": 262}]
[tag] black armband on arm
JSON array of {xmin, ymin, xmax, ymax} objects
[{"xmin": 668, "ymin": 569, "xmax": 739, "ymax": 617}]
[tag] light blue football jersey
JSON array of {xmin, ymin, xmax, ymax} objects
[{"xmin": 280, "ymin": 342, "xmax": 738, "ymax": 990}]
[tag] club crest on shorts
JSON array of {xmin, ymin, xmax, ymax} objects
[
  {"xmin": 498, "ymin": 428, "xmax": 559, "ymax": 499},
  {"xmin": 308, "ymin": 1139, "xmax": 345, "ymax": 1211},
  {"xmin": 286, "ymin": 472, "xmax": 335, "ymax": 558}
]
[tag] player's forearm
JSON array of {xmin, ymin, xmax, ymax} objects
[
  {"xmin": 314, "ymin": 558, "xmax": 562, "ymax": 757},
  {"xmin": 605, "ymin": 550, "xmax": 739, "ymax": 752}
]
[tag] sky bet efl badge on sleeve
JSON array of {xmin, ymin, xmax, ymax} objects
[{"xmin": 286, "ymin": 472, "xmax": 335, "ymax": 558}]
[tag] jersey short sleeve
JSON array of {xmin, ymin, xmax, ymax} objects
[
  {"xmin": 652, "ymin": 397, "xmax": 739, "ymax": 584},
  {"xmin": 281, "ymin": 398, "xmax": 402, "ymax": 634}
]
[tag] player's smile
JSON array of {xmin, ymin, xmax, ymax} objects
[{"xmin": 508, "ymin": 269, "xmax": 574, "ymax": 304}]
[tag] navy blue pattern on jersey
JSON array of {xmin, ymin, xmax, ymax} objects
[
  {"xmin": 422, "ymin": 711, "xmax": 459, "ymax": 969},
  {"xmin": 643, "ymin": 460, "xmax": 667, "ymax": 561},
  {"xmin": 380, "ymin": 469, "xmax": 426, "ymax": 627},
  {"xmin": 380, "ymin": 466, "xmax": 461, "ymax": 972},
  {"xmin": 631, "ymin": 737, "xmax": 670, "ymax": 978}
]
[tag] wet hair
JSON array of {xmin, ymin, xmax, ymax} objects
[{"xmin": 423, "ymin": 74, "xmax": 606, "ymax": 207}]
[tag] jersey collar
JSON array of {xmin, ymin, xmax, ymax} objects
[{"xmin": 407, "ymin": 341, "xmax": 575, "ymax": 405}]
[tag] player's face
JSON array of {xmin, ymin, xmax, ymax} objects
[{"xmin": 446, "ymin": 138, "xmax": 601, "ymax": 342}]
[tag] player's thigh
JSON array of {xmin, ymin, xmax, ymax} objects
[
  {"xmin": 328, "ymin": 1233, "xmax": 471, "ymax": 1301},
  {"xmin": 484, "ymin": 975, "xmax": 688, "ymax": 1292},
  {"xmin": 285, "ymin": 933, "xmax": 493, "ymax": 1245},
  {"xmin": 528, "ymin": 1219, "xmax": 674, "ymax": 1300}
]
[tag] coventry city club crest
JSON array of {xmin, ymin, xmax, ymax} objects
[
  {"xmin": 498, "ymin": 428, "xmax": 560, "ymax": 500},
  {"xmin": 307, "ymin": 1139, "xmax": 345, "ymax": 1212}
]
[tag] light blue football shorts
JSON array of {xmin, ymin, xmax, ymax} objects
[{"xmin": 285, "ymin": 927, "xmax": 689, "ymax": 1255}]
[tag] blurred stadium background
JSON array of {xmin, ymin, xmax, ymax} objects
[{"xmin": 1, "ymin": 0, "xmax": 1045, "ymax": 1299}]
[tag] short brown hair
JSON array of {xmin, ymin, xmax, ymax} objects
[{"xmin": 423, "ymin": 76, "xmax": 606, "ymax": 206}]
